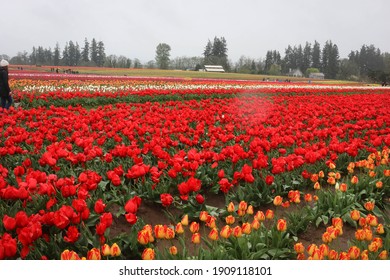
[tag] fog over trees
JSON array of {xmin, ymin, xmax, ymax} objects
[{"xmin": 2, "ymin": 37, "xmax": 389, "ymax": 82}]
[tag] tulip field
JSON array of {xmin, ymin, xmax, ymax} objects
[{"xmin": 0, "ymin": 71, "xmax": 389, "ymax": 260}]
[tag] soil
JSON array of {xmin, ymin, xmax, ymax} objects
[{"xmin": 107, "ymin": 187, "xmax": 363, "ymax": 259}]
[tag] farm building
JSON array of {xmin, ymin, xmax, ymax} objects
[
  {"xmin": 288, "ymin": 69, "xmax": 303, "ymax": 77},
  {"xmin": 203, "ymin": 65, "xmax": 225, "ymax": 72},
  {"xmin": 309, "ymin": 72, "xmax": 325, "ymax": 79}
]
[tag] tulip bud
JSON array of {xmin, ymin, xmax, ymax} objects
[
  {"xmin": 378, "ymin": 250, "xmax": 388, "ymax": 260},
  {"xmin": 169, "ymin": 246, "xmax": 178, "ymax": 255},
  {"xmin": 294, "ymin": 243, "xmax": 305, "ymax": 254},
  {"xmin": 141, "ymin": 248, "xmax": 155, "ymax": 260},
  {"xmin": 208, "ymin": 228, "xmax": 219, "ymax": 241},
  {"xmin": 175, "ymin": 222, "xmax": 184, "ymax": 234},
  {"xmin": 189, "ymin": 222, "xmax": 200, "ymax": 233},
  {"xmin": 273, "ymin": 195, "xmax": 283, "ymax": 206},
  {"xmin": 199, "ymin": 211, "xmax": 208, "ymax": 222},
  {"xmin": 376, "ymin": 224, "xmax": 385, "ymax": 235},
  {"xmin": 254, "ymin": 211, "xmax": 265, "ymax": 221},
  {"xmin": 87, "ymin": 248, "xmax": 101, "ymax": 260},
  {"xmin": 165, "ymin": 227, "xmax": 175, "ymax": 240},
  {"xmin": 348, "ymin": 246, "xmax": 360, "ymax": 260},
  {"xmin": 265, "ymin": 209, "xmax": 274, "ymax": 220},
  {"xmin": 227, "ymin": 202, "xmax": 235, "ymax": 212},
  {"xmin": 246, "ymin": 205, "xmax": 254, "ymax": 215},
  {"xmin": 350, "ymin": 210, "xmax": 360, "ymax": 221},
  {"xmin": 191, "ymin": 233, "xmax": 201, "ymax": 244},
  {"xmin": 225, "ymin": 215, "xmax": 235, "ymax": 225},
  {"xmin": 154, "ymin": 225, "xmax": 166, "ymax": 239},
  {"xmin": 276, "ymin": 219, "xmax": 287, "ymax": 232},
  {"xmin": 242, "ymin": 222, "xmax": 251, "ymax": 234},
  {"xmin": 251, "ymin": 219, "xmax": 260, "ymax": 230},
  {"xmin": 61, "ymin": 249, "xmax": 81, "ymax": 260},
  {"xmin": 233, "ymin": 226, "xmax": 242, "ymax": 238},
  {"xmin": 110, "ymin": 243, "xmax": 121, "ymax": 257},
  {"xmin": 220, "ymin": 225, "xmax": 232, "ymax": 239},
  {"xmin": 181, "ymin": 215, "xmax": 189, "ymax": 226},
  {"xmin": 101, "ymin": 244, "xmax": 111, "ymax": 256}
]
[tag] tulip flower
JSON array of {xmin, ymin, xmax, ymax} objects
[{"xmin": 141, "ymin": 248, "xmax": 155, "ymax": 260}]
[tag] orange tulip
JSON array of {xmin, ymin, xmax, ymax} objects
[
  {"xmin": 265, "ymin": 209, "xmax": 274, "ymax": 220},
  {"xmin": 189, "ymin": 222, "xmax": 200, "ymax": 233},
  {"xmin": 378, "ymin": 250, "xmax": 388, "ymax": 260},
  {"xmin": 273, "ymin": 195, "xmax": 283, "ymax": 206},
  {"xmin": 87, "ymin": 248, "xmax": 101, "ymax": 260},
  {"xmin": 251, "ymin": 219, "xmax": 260, "ymax": 230},
  {"xmin": 366, "ymin": 214, "xmax": 378, "ymax": 227},
  {"xmin": 208, "ymin": 228, "xmax": 219, "ymax": 241},
  {"xmin": 350, "ymin": 210, "xmax": 360, "ymax": 221},
  {"xmin": 141, "ymin": 248, "xmax": 155, "ymax": 260},
  {"xmin": 348, "ymin": 246, "xmax": 360, "ymax": 260},
  {"xmin": 101, "ymin": 244, "xmax": 111, "ymax": 257},
  {"xmin": 242, "ymin": 222, "xmax": 251, "ymax": 234},
  {"xmin": 313, "ymin": 182, "xmax": 321, "ymax": 190},
  {"xmin": 254, "ymin": 211, "xmax": 265, "ymax": 221},
  {"xmin": 246, "ymin": 205, "xmax": 254, "ymax": 215},
  {"xmin": 137, "ymin": 229, "xmax": 150, "ymax": 245},
  {"xmin": 233, "ymin": 226, "xmax": 242, "ymax": 238},
  {"xmin": 225, "ymin": 215, "xmax": 235, "ymax": 225},
  {"xmin": 376, "ymin": 224, "xmax": 385, "ymax": 234},
  {"xmin": 227, "ymin": 202, "xmax": 235, "ymax": 212},
  {"xmin": 351, "ymin": 176, "xmax": 359, "ymax": 184},
  {"xmin": 206, "ymin": 215, "xmax": 217, "ymax": 228},
  {"xmin": 238, "ymin": 201, "xmax": 248, "ymax": 211},
  {"xmin": 175, "ymin": 222, "xmax": 184, "ymax": 234},
  {"xmin": 220, "ymin": 225, "xmax": 232, "ymax": 239},
  {"xmin": 375, "ymin": 181, "xmax": 383, "ymax": 188},
  {"xmin": 294, "ymin": 243, "xmax": 305, "ymax": 254},
  {"xmin": 368, "ymin": 241, "xmax": 379, "ymax": 252},
  {"xmin": 328, "ymin": 250, "xmax": 338, "ymax": 260},
  {"xmin": 169, "ymin": 246, "xmax": 178, "ymax": 255},
  {"xmin": 332, "ymin": 217, "xmax": 343, "ymax": 229},
  {"xmin": 165, "ymin": 227, "xmax": 175, "ymax": 240},
  {"xmin": 276, "ymin": 219, "xmax": 287, "ymax": 232},
  {"xmin": 364, "ymin": 201, "xmax": 375, "ymax": 212},
  {"xmin": 154, "ymin": 225, "xmax": 166, "ymax": 239},
  {"xmin": 110, "ymin": 243, "xmax": 121, "ymax": 257},
  {"xmin": 191, "ymin": 233, "xmax": 201, "ymax": 244},
  {"xmin": 61, "ymin": 249, "xmax": 81, "ymax": 260},
  {"xmin": 199, "ymin": 211, "xmax": 208, "ymax": 222},
  {"xmin": 339, "ymin": 183, "xmax": 347, "ymax": 192},
  {"xmin": 181, "ymin": 214, "xmax": 189, "ymax": 226}
]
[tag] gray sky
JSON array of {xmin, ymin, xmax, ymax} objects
[{"xmin": 1, "ymin": 0, "xmax": 389, "ymax": 63}]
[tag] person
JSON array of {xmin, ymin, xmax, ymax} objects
[{"xmin": 0, "ymin": 59, "xmax": 13, "ymax": 109}]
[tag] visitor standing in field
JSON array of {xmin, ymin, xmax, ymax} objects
[{"xmin": 0, "ymin": 59, "xmax": 13, "ymax": 109}]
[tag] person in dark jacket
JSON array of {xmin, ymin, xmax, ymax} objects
[{"xmin": 0, "ymin": 59, "xmax": 13, "ymax": 109}]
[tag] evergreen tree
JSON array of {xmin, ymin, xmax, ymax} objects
[
  {"xmin": 68, "ymin": 41, "xmax": 76, "ymax": 66},
  {"xmin": 321, "ymin": 40, "xmax": 339, "ymax": 79},
  {"xmin": 203, "ymin": 36, "xmax": 229, "ymax": 70},
  {"xmin": 75, "ymin": 42, "xmax": 81, "ymax": 66},
  {"xmin": 62, "ymin": 42, "xmax": 70, "ymax": 66},
  {"xmin": 302, "ymin": 42, "xmax": 312, "ymax": 74},
  {"xmin": 311, "ymin": 40, "xmax": 321, "ymax": 69},
  {"xmin": 90, "ymin": 38, "xmax": 98, "ymax": 65},
  {"xmin": 81, "ymin": 38, "xmax": 90, "ymax": 62},
  {"xmin": 53, "ymin": 43, "xmax": 61, "ymax": 66},
  {"xmin": 203, "ymin": 40, "xmax": 213, "ymax": 64},
  {"xmin": 295, "ymin": 44, "xmax": 303, "ymax": 71},
  {"xmin": 96, "ymin": 41, "xmax": 106, "ymax": 67}
]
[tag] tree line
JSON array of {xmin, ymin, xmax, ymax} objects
[{"xmin": 2, "ymin": 37, "xmax": 389, "ymax": 82}]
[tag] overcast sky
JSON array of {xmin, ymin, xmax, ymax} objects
[{"xmin": 1, "ymin": 0, "xmax": 389, "ymax": 62}]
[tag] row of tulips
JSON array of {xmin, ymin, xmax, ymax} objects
[{"xmin": 1, "ymin": 77, "xmax": 389, "ymax": 259}]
